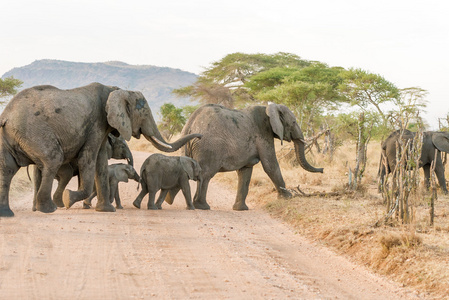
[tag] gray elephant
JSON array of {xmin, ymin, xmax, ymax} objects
[
  {"xmin": 0, "ymin": 82, "xmax": 201, "ymax": 217},
  {"xmin": 379, "ymin": 129, "xmax": 449, "ymax": 193},
  {"xmin": 181, "ymin": 103, "xmax": 323, "ymax": 211},
  {"xmin": 32, "ymin": 133, "xmax": 133, "ymax": 210},
  {"xmin": 132, "ymin": 153, "xmax": 202, "ymax": 210},
  {"xmin": 83, "ymin": 163, "xmax": 140, "ymax": 209}
]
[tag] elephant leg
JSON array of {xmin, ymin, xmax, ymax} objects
[
  {"xmin": 94, "ymin": 148, "xmax": 115, "ymax": 212},
  {"xmin": 147, "ymin": 190, "xmax": 158, "ymax": 210},
  {"xmin": 111, "ymin": 182, "xmax": 123, "ymax": 209},
  {"xmin": 193, "ymin": 177, "xmax": 211, "ymax": 210},
  {"xmin": 423, "ymin": 164, "xmax": 431, "ymax": 190},
  {"xmin": 53, "ymin": 164, "xmax": 73, "ymax": 207},
  {"xmin": 0, "ymin": 148, "xmax": 19, "ymax": 217},
  {"xmin": 63, "ymin": 161, "xmax": 96, "ymax": 209},
  {"xmin": 133, "ymin": 180, "xmax": 148, "ymax": 209},
  {"xmin": 434, "ymin": 158, "xmax": 448, "ymax": 194},
  {"xmin": 180, "ymin": 180, "xmax": 195, "ymax": 210},
  {"xmin": 233, "ymin": 166, "xmax": 252, "ymax": 211},
  {"xmin": 260, "ymin": 158, "xmax": 292, "ymax": 199},
  {"xmin": 35, "ymin": 166, "xmax": 59, "ymax": 213},
  {"xmin": 32, "ymin": 166, "xmax": 42, "ymax": 212},
  {"xmin": 83, "ymin": 187, "xmax": 97, "ymax": 209},
  {"xmin": 155, "ymin": 189, "xmax": 169, "ymax": 209}
]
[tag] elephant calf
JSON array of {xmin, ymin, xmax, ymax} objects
[
  {"xmin": 83, "ymin": 163, "xmax": 140, "ymax": 209},
  {"xmin": 133, "ymin": 154, "xmax": 202, "ymax": 210}
]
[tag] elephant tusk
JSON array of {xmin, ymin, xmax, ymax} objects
[
  {"xmin": 299, "ymin": 138, "xmax": 306, "ymax": 144},
  {"xmin": 151, "ymin": 136, "xmax": 173, "ymax": 149}
]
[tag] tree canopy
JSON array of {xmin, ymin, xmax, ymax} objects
[
  {"xmin": 174, "ymin": 51, "xmax": 428, "ymax": 144},
  {"xmin": 0, "ymin": 76, "xmax": 23, "ymax": 103}
]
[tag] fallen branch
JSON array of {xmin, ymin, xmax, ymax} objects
[{"xmin": 283, "ymin": 186, "xmax": 352, "ymax": 198}]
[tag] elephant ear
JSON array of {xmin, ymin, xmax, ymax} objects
[
  {"xmin": 105, "ymin": 134, "xmax": 114, "ymax": 159},
  {"xmin": 105, "ymin": 90, "xmax": 132, "ymax": 141},
  {"xmin": 114, "ymin": 165, "xmax": 130, "ymax": 183},
  {"xmin": 180, "ymin": 157, "xmax": 195, "ymax": 180},
  {"xmin": 432, "ymin": 132, "xmax": 449, "ymax": 153},
  {"xmin": 266, "ymin": 103, "xmax": 284, "ymax": 144}
]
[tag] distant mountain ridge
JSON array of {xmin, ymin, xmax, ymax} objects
[{"xmin": 1, "ymin": 59, "xmax": 198, "ymax": 118}]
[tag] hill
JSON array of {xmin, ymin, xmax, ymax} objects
[{"xmin": 1, "ymin": 59, "xmax": 198, "ymax": 119}]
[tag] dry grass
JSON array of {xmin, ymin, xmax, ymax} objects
[{"xmin": 212, "ymin": 140, "xmax": 449, "ymax": 299}]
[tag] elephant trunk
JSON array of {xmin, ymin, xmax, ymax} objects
[
  {"xmin": 125, "ymin": 147, "xmax": 134, "ymax": 167},
  {"xmin": 142, "ymin": 118, "xmax": 201, "ymax": 152},
  {"xmin": 294, "ymin": 140, "xmax": 324, "ymax": 173}
]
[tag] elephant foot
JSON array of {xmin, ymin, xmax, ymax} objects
[
  {"xmin": 232, "ymin": 202, "xmax": 248, "ymax": 211},
  {"xmin": 82, "ymin": 202, "xmax": 91, "ymax": 209},
  {"xmin": 132, "ymin": 200, "xmax": 141, "ymax": 209},
  {"xmin": 54, "ymin": 198, "xmax": 65, "ymax": 208},
  {"xmin": 116, "ymin": 205, "xmax": 124, "ymax": 209},
  {"xmin": 186, "ymin": 205, "xmax": 195, "ymax": 210},
  {"xmin": 193, "ymin": 201, "xmax": 210, "ymax": 210},
  {"xmin": 36, "ymin": 200, "xmax": 57, "ymax": 214},
  {"xmin": 0, "ymin": 207, "xmax": 14, "ymax": 217},
  {"xmin": 278, "ymin": 188, "xmax": 292, "ymax": 199},
  {"xmin": 95, "ymin": 201, "xmax": 116, "ymax": 212},
  {"xmin": 63, "ymin": 190, "xmax": 79, "ymax": 209},
  {"xmin": 147, "ymin": 205, "xmax": 159, "ymax": 210},
  {"xmin": 53, "ymin": 192, "xmax": 65, "ymax": 208}
]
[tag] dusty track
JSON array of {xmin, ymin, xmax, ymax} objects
[{"xmin": 0, "ymin": 151, "xmax": 419, "ymax": 299}]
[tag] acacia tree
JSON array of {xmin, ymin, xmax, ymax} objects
[
  {"xmin": 158, "ymin": 103, "xmax": 186, "ymax": 140},
  {"xmin": 173, "ymin": 52, "xmax": 310, "ymax": 108},
  {"xmin": 338, "ymin": 68, "xmax": 400, "ymax": 190},
  {"xmin": 0, "ymin": 76, "xmax": 23, "ymax": 104},
  {"xmin": 253, "ymin": 62, "xmax": 346, "ymax": 139}
]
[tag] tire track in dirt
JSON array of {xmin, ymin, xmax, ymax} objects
[{"xmin": 0, "ymin": 151, "xmax": 419, "ymax": 299}]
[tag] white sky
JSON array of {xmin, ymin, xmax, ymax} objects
[{"xmin": 1, "ymin": 0, "xmax": 448, "ymax": 128}]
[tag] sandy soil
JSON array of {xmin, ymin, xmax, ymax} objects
[{"xmin": 0, "ymin": 151, "xmax": 421, "ymax": 299}]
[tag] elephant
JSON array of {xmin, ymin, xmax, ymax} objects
[
  {"xmin": 180, "ymin": 103, "xmax": 324, "ymax": 211},
  {"xmin": 0, "ymin": 82, "xmax": 201, "ymax": 217},
  {"xmin": 83, "ymin": 163, "xmax": 140, "ymax": 209},
  {"xmin": 32, "ymin": 133, "xmax": 133, "ymax": 210},
  {"xmin": 378, "ymin": 129, "xmax": 449, "ymax": 194},
  {"xmin": 132, "ymin": 153, "xmax": 202, "ymax": 210}
]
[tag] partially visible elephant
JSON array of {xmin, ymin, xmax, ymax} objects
[
  {"xmin": 0, "ymin": 82, "xmax": 201, "ymax": 217},
  {"xmin": 181, "ymin": 103, "xmax": 323, "ymax": 211},
  {"xmin": 32, "ymin": 133, "xmax": 133, "ymax": 210},
  {"xmin": 379, "ymin": 129, "xmax": 449, "ymax": 194},
  {"xmin": 83, "ymin": 163, "xmax": 140, "ymax": 209},
  {"xmin": 132, "ymin": 153, "xmax": 202, "ymax": 210}
]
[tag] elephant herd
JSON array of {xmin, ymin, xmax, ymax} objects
[
  {"xmin": 0, "ymin": 83, "xmax": 323, "ymax": 217},
  {"xmin": 1, "ymin": 83, "xmax": 447, "ymax": 218},
  {"xmin": 378, "ymin": 129, "xmax": 449, "ymax": 193}
]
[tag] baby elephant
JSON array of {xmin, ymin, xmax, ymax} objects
[
  {"xmin": 133, "ymin": 153, "xmax": 202, "ymax": 210},
  {"xmin": 83, "ymin": 163, "xmax": 140, "ymax": 209}
]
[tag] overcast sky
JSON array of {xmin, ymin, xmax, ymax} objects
[{"xmin": 1, "ymin": 0, "xmax": 448, "ymax": 128}]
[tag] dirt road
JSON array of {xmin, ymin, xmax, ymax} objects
[{"xmin": 0, "ymin": 151, "xmax": 418, "ymax": 299}]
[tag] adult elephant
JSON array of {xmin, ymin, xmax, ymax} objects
[
  {"xmin": 32, "ymin": 133, "xmax": 133, "ymax": 210},
  {"xmin": 0, "ymin": 83, "xmax": 201, "ymax": 217},
  {"xmin": 181, "ymin": 103, "xmax": 323, "ymax": 211},
  {"xmin": 379, "ymin": 129, "xmax": 449, "ymax": 194}
]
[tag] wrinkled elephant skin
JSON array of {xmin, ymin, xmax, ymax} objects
[
  {"xmin": 133, "ymin": 153, "xmax": 202, "ymax": 210},
  {"xmin": 0, "ymin": 83, "xmax": 201, "ymax": 217},
  {"xmin": 181, "ymin": 103, "xmax": 323, "ymax": 211}
]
